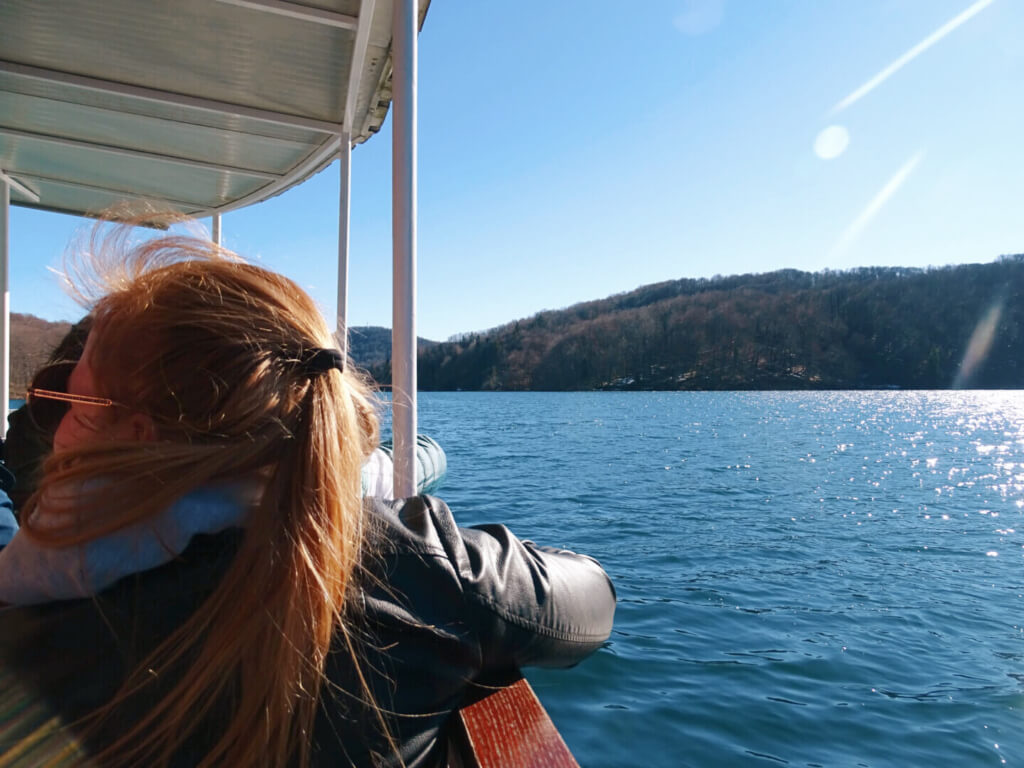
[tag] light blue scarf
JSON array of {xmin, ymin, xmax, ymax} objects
[{"xmin": 0, "ymin": 486, "xmax": 247, "ymax": 606}]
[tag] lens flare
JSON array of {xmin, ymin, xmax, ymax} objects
[
  {"xmin": 830, "ymin": 0, "xmax": 997, "ymax": 115},
  {"xmin": 953, "ymin": 297, "xmax": 1005, "ymax": 389},
  {"xmin": 828, "ymin": 151, "xmax": 925, "ymax": 261},
  {"xmin": 814, "ymin": 125, "xmax": 850, "ymax": 160},
  {"xmin": 672, "ymin": 0, "xmax": 725, "ymax": 36}
]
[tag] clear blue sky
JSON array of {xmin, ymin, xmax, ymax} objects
[{"xmin": 8, "ymin": 0, "xmax": 1022, "ymax": 341}]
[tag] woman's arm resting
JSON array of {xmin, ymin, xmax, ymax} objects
[{"xmin": 456, "ymin": 522, "xmax": 616, "ymax": 670}]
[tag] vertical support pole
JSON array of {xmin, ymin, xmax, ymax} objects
[
  {"xmin": 0, "ymin": 181, "xmax": 9, "ymax": 438},
  {"xmin": 392, "ymin": 0, "xmax": 418, "ymax": 498},
  {"xmin": 337, "ymin": 132, "xmax": 351, "ymax": 359},
  {"xmin": 211, "ymin": 213, "xmax": 222, "ymax": 246}
]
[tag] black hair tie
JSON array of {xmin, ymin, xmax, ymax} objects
[{"xmin": 301, "ymin": 347, "xmax": 345, "ymax": 376}]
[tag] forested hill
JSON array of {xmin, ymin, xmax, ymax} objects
[
  {"xmin": 10, "ymin": 313, "xmax": 73, "ymax": 396},
  {"xmin": 378, "ymin": 257, "xmax": 1024, "ymax": 391},
  {"xmin": 348, "ymin": 326, "xmax": 438, "ymax": 367}
]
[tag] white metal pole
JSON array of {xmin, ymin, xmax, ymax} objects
[
  {"xmin": 211, "ymin": 213, "xmax": 222, "ymax": 246},
  {"xmin": 392, "ymin": 0, "xmax": 417, "ymax": 498},
  {"xmin": 337, "ymin": 132, "xmax": 351, "ymax": 359},
  {"xmin": 0, "ymin": 181, "xmax": 9, "ymax": 438}
]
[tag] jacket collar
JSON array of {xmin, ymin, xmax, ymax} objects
[{"xmin": 0, "ymin": 486, "xmax": 247, "ymax": 606}]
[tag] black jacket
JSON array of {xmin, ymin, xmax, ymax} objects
[{"xmin": 0, "ymin": 495, "xmax": 616, "ymax": 767}]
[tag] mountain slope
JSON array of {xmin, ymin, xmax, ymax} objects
[{"xmin": 391, "ymin": 257, "xmax": 1023, "ymax": 391}]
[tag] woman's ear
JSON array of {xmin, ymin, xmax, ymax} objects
[{"xmin": 127, "ymin": 412, "xmax": 158, "ymax": 443}]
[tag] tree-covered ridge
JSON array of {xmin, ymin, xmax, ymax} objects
[
  {"xmin": 389, "ymin": 257, "xmax": 1023, "ymax": 391},
  {"xmin": 10, "ymin": 313, "xmax": 72, "ymax": 397},
  {"xmin": 347, "ymin": 326, "xmax": 437, "ymax": 367}
]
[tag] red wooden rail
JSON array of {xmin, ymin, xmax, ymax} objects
[{"xmin": 449, "ymin": 678, "xmax": 579, "ymax": 768}]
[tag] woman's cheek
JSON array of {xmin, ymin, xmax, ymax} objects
[
  {"xmin": 52, "ymin": 412, "xmax": 74, "ymax": 452},
  {"xmin": 53, "ymin": 410, "xmax": 99, "ymax": 452}
]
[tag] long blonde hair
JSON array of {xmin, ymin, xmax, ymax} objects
[{"xmin": 20, "ymin": 228, "xmax": 380, "ymax": 766}]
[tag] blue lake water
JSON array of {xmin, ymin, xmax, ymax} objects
[{"xmin": 404, "ymin": 391, "xmax": 1024, "ymax": 768}]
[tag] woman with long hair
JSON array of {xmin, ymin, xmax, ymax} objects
[{"xmin": 0, "ymin": 228, "xmax": 615, "ymax": 767}]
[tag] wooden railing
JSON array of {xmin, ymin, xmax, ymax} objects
[
  {"xmin": 0, "ymin": 660, "xmax": 580, "ymax": 767},
  {"xmin": 448, "ymin": 677, "xmax": 579, "ymax": 768}
]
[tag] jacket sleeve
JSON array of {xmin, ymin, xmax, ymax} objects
[
  {"xmin": 460, "ymin": 524, "xmax": 616, "ymax": 669},
  {"xmin": 400, "ymin": 496, "xmax": 616, "ymax": 671}
]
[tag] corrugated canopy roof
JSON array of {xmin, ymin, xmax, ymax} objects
[{"xmin": 0, "ymin": 0, "xmax": 426, "ymax": 220}]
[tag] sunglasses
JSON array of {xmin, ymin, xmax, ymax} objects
[{"xmin": 23, "ymin": 361, "xmax": 121, "ymax": 434}]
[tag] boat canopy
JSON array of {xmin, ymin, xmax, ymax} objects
[
  {"xmin": 0, "ymin": 0, "xmax": 424, "ymax": 219},
  {"xmin": 0, "ymin": 0, "xmax": 426, "ymax": 496}
]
